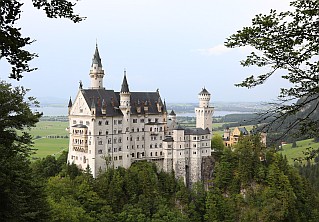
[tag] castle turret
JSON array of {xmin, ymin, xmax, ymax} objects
[
  {"xmin": 68, "ymin": 97, "xmax": 72, "ymax": 115},
  {"xmin": 119, "ymin": 71, "xmax": 131, "ymax": 168},
  {"xmin": 89, "ymin": 44, "xmax": 105, "ymax": 89},
  {"xmin": 195, "ymin": 87, "xmax": 214, "ymax": 131}
]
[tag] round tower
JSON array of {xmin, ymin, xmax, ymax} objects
[
  {"xmin": 195, "ymin": 87, "xmax": 214, "ymax": 130},
  {"xmin": 198, "ymin": 87, "xmax": 211, "ymax": 108},
  {"xmin": 89, "ymin": 44, "xmax": 105, "ymax": 89}
]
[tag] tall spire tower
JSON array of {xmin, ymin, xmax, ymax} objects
[{"xmin": 89, "ymin": 44, "xmax": 105, "ymax": 89}]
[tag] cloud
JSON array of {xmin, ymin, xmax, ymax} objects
[
  {"xmin": 196, "ymin": 44, "xmax": 232, "ymax": 56},
  {"xmin": 196, "ymin": 44, "xmax": 258, "ymax": 56}
]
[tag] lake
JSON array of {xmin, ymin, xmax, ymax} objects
[{"xmin": 33, "ymin": 107, "xmax": 253, "ymax": 117}]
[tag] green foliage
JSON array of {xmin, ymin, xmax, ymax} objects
[
  {"xmin": 205, "ymin": 135, "xmax": 319, "ymax": 221},
  {"xmin": 1, "ymin": 0, "xmax": 83, "ymax": 80},
  {"xmin": 225, "ymin": 0, "xmax": 319, "ymax": 139},
  {"xmin": 0, "ymin": 81, "xmax": 49, "ymax": 221},
  {"xmin": 211, "ymin": 134, "xmax": 225, "ymax": 154}
]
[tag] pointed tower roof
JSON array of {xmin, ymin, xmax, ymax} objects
[
  {"xmin": 68, "ymin": 97, "xmax": 72, "ymax": 107},
  {"xmin": 121, "ymin": 70, "xmax": 130, "ymax": 93},
  {"xmin": 199, "ymin": 87, "xmax": 210, "ymax": 95},
  {"xmin": 169, "ymin": 110, "xmax": 176, "ymax": 116},
  {"xmin": 92, "ymin": 44, "xmax": 102, "ymax": 68},
  {"xmin": 163, "ymin": 99, "xmax": 167, "ymax": 113}
]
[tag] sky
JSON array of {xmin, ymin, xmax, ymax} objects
[{"xmin": 1, "ymin": 0, "xmax": 293, "ymax": 103}]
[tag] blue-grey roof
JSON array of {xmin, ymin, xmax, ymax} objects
[
  {"xmin": 68, "ymin": 97, "xmax": 72, "ymax": 107},
  {"xmin": 169, "ymin": 110, "xmax": 176, "ymax": 116},
  {"xmin": 92, "ymin": 45, "xmax": 102, "ymax": 68},
  {"xmin": 199, "ymin": 87, "xmax": 210, "ymax": 95},
  {"xmin": 184, "ymin": 127, "xmax": 210, "ymax": 135},
  {"xmin": 72, "ymin": 124, "xmax": 88, "ymax": 128},
  {"xmin": 238, "ymin": 127, "xmax": 249, "ymax": 135},
  {"xmin": 80, "ymin": 89, "xmax": 165, "ymax": 117},
  {"xmin": 121, "ymin": 73, "xmax": 130, "ymax": 93}
]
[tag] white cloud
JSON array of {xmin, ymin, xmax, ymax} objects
[
  {"xmin": 196, "ymin": 44, "xmax": 259, "ymax": 56},
  {"xmin": 196, "ymin": 44, "xmax": 232, "ymax": 56}
]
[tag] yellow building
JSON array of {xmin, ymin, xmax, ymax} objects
[{"xmin": 223, "ymin": 127, "xmax": 267, "ymax": 147}]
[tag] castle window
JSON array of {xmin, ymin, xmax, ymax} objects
[
  {"xmin": 159, "ymin": 143, "xmax": 162, "ymax": 148},
  {"xmin": 119, "ymin": 156, "xmax": 122, "ymax": 160},
  {"xmin": 137, "ymin": 145, "xmax": 139, "ymax": 148},
  {"xmin": 118, "ymin": 130, "xmax": 122, "ymax": 134},
  {"xmin": 108, "ymin": 139, "xmax": 111, "ymax": 144},
  {"xmin": 131, "ymin": 128, "xmax": 134, "ymax": 132},
  {"xmin": 114, "ymin": 138, "xmax": 117, "ymax": 144},
  {"xmin": 160, "ymin": 151, "xmax": 162, "ymax": 156},
  {"xmin": 86, "ymin": 121, "xmax": 90, "ymax": 126},
  {"xmin": 193, "ymin": 151, "xmax": 196, "ymax": 154},
  {"xmin": 150, "ymin": 152, "xmax": 152, "ymax": 156},
  {"xmin": 114, "ymin": 130, "xmax": 117, "ymax": 134},
  {"xmin": 108, "ymin": 148, "xmax": 111, "ymax": 153},
  {"xmin": 155, "ymin": 118, "xmax": 158, "ymax": 123},
  {"xmin": 193, "ymin": 137, "xmax": 196, "ymax": 140},
  {"xmin": 80, "ymin": 109, "xmax": 83, "ymax": 113},
  {"xmin": 140, "ymin": 119, "xmax": 144, "ymax": 123},
  {"xmin": 180, "ymin": 145, "xmax": 182, "ymax": 148},
  {"xmin": 150, "ymin": 127, "xmax": 152, "ymax": 132},
  {"xmin": 119, "ymin": 147, "xmax": 122, "ymax": 151},
  {"xmin": 202, "ymin": 136, "xmax": 204, "ymax": 139},
  {"xmin": 132, "ymin": 153, "xmax": 135, "ymax": 157},
  {"xmin": 98, "ymin": 149, "xmax": 102, "ymax": 154},
  {"xmin": 114, "ymin": 120, "xmax": 117, "ymax": 125},
  {"xmin": 133, "ymin": 119, "xmax": 137, "ymax": 123},
  {"xmin": 98, "ymin": 140, "xmax": 103, "ymax": 145},
  {"xmin": 98, "ymin": 121, "xmax": 102, "ymax": 126},
  {"xmin": 106, "ymin": 131, "xmax": 109, "ymax": 135},
  {"xmin": 193, "ymin": 144, "xmax": 196, "ymax": 148},
  {"xmin": 148, "ymin": 118, "xmax": 151, "ymax": 123},
  {"xmin": 150, "ymin": 144, "xmax": 153, "ymax": 148},
  {"xmin": 73, "ymin": 120, "xmax": 76, "ymax": 124},
  {"xmin": 137, "ymin": 137, "xmax": 139, "ymax": 141},
  {"xmin": 119, "ymin": 138, "xmax": 122, "ymax": 143},
  {"xmin": 105, "ymin": 120, "xmax": 109, "ymax": 125},
  {"xmin": 137, "ymin": 128, "xmax": 139, "ymax": 132},
  {"xmin": 160, "ymin": 127, "xmax": 162, "ymax": 131},
  {"xmin": 114, "ymin": 148, "xmax": 117, "ymax": 152},
  {"xmin": 142, "ymin": 128, "xmax": 144, "ymax": 132},
  {"xmin": 142, "ymin": 136, "xmax": 144, "ymax": 140},
  {"xmin": 118, "ymin": 120, "xmax": 122, "ymax": 124},
  {"xmin": 142, "ymin": 145, "xmax": 144, "ymax": 148},
  {"xmin": 99, "ymin": 130, "xmax": 102, "ymax": 135},
  {"xmin": 155, "ymin": 152, "xmax": 157, "ymax": 156},
  {"xmin": 155, "ymin": 144, "xmax": 158, "ymax": 148}
]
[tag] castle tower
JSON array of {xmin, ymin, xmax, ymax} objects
[
  {"xmin": 89, "ymin": 44, "xmax": 105, "ymax": 89},
  {"xmin": 119, "ymin": 71, "xmax": 131, "ymax": 168},
  {"xmin": 68, "ymin": 97, "xmax": 72, "ymax": 115},
  {"xmin": 195, "ymin": 87, "xmax": 214, "ymax": 130}
]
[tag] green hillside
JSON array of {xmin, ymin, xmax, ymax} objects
[{"xmin": 279, "ymin": 138, "xmax": 319, "ymax": 164}]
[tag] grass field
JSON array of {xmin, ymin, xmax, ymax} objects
[
  {"xmin": 279, "ymin": 139, "xmax": 319, "ymax": 164},
  {"xmin": 26, "ymin": 121, "xmax": 69, "ymax": 159}
]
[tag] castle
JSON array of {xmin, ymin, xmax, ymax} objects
[{"xmin": 67, "ymin": 45, "xmax": 214, "ymax": 185}]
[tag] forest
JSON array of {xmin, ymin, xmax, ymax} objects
[{"xmin": 4, "ymin": 135, "xmax": 319, "ymax": 221}]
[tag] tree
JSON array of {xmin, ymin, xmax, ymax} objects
[
  {"xmin": 0, "ymin": 81, "xmax": 49, "ymax": 221},
  {"xmin": 225, "ymin": 0, "xmax": 319, "ymax": 137},
  {"xmin": 1, "ymin": 0, "xmax": 84, "ymax": 80}
]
